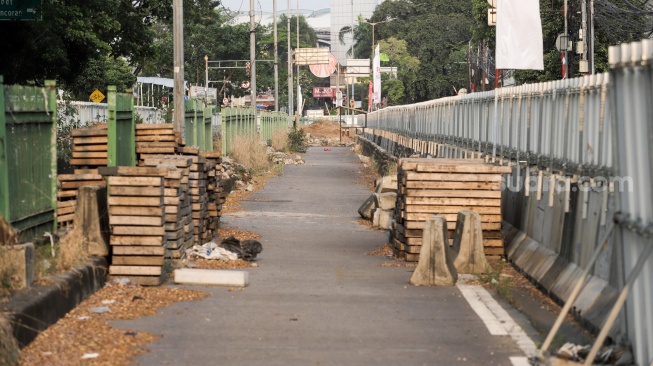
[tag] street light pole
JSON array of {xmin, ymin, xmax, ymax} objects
[
  {"xmin": 173, "ymin": 0, "xmax": 184, "ymax": 132},
  {"xmin": 273, "ymin": 0, "xmax": 279, "ymax": 111},
  {"xmin": 250, "ymin": 0, "xmax": 257, "ymax": 110}
]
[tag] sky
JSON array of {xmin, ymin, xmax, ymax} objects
[{"xmin": 219, "ymin": 0, "xmax": 326, "ymax": 12}]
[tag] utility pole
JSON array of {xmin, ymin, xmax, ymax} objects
[
  {"xmin": 173, "ymin": 0, "xmax": 184, "ymax": 132},
  {"xmin": 287, "ymin": 0, "xmax": 293, "ymax": 124},
  {"xmin": 296, "ymin": 1, "xmax": 300, "ymax": 118},
  {"xmin": 250, "ymin": 0, "xmax": 257, "ymax": 111},
  {"xmin": 564, "ymin": 0, "xmax": 568, "ymax": 79},
  {"xmin": 273, "ymin": 0, "xmax": 279, "ymax": 111}
]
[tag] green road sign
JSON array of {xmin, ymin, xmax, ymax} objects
[{"xmin": 0, "ymin": 0, "xmax": 42, "ymax": 21}]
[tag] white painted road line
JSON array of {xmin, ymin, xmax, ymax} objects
[
  {"xmin": 458, "ymin": 284, "xmax": 537, "ymax": 360},
  {"xmin": 457, "ymin": 284, "xmax": 508, "ymax": 335}
]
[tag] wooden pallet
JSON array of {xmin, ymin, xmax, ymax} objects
[
  {"xmin": 105, "ymin": 170, "xmax": 167, "ymax": 286},
  {"xmin": 70, "ymin": 125, "xmax": 108, "ymax": 167},
  {"xmin": 135, "ymin": 124, "xmax": 177, "ymax": 156},
  {"xmin": 392, "ymin": 158, "xmax": 511, "ymax": 260},
  {"xmin": 56, "ymin": 170, "xmax": 106, "ymax": 228}
]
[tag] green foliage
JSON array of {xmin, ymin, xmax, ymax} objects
[
  {"xmin": 56, "ymin": 95, "xmax": 89, "ymax": 164},
  {"xmin": 287, "ymin": 128, "xmax": 307, "ymax": 153}
]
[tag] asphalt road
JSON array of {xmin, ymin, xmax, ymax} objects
[{"xmin": 114, "ymin": 146, "xmax": 536, "ymax": 366}]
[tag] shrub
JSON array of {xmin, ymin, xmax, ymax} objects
[{"xmin": 287, "ymin": 127, "xmax": 307, "ymax": 153}]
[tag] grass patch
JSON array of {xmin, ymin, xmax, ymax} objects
[
  {"xmin": 227, "ymin": 134, "xmax": 271, "ymax": 176},
  {"xmin": 477, "ymin": 259, "xmax": 512, "ymax": 302}
]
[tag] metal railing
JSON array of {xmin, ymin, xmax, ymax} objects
[
  {"xmin": 367, "ymin": 74, "xmax": 613, "ymax": 177},
  {"xmin": 260, "ymin": 111, "xmax": 288, "ymax": 143},
  {"xmin": 59, "ymin": 101, "xmax": 163, "ymax": 126}
]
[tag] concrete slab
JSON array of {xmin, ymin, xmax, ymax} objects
[
  {"xmin": 357, "ymin": 194, "xmax": 377, "ymax": 220},
  {"xmin": 550, "ymin": 263, "xmax": 583, "ymax": 304},
  {"xmin": 376, "ymin": 192, "xmax": 397, "ymax": 211},
  {"xmin": 1, "ymin": 243, "xmax": 34, "ymax": 289},
  {"xmin": 173, "ymin": 268, "xmax": 249, "ymax": 287},
  {"xmin": 506, "ymin": 230, "xmax": 528, "ymax": 258}
]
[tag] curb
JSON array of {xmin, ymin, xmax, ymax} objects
[{"xmin": 1, "ymin": 257, "xmax": 107, "ymax": 347}]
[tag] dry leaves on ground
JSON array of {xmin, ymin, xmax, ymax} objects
[
  {"xmin": 221, "ymin": 171, "xmax": 279, "ymax": 214},
  {"xmin": 19, "ymin": 284, "xmax": 208, "ymax": 366}
]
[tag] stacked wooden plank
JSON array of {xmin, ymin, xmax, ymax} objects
[
  {"xmin": 391, "ymin": 158, "xmax": 511, "ymax": 261},
  {"xmin": 56, "ymin": 169, "xmax": 105, "ymax": 228},
  {"xmin": 70, "ymin": 124, "xmax": 108, "ymax": 167},
  {"xmin": 102, "ymin": 166, "xmax": 169, "ymax": 286},
  {"xmin": 135, "ymin": 124, "xmax": 177, "ymax": 157},
  {"xmin": 188, "ymin": 155, "xmax": 210, "ymax": 245},
  {"xmin": 200, "ymin": 151, "xmax": 223, "ymax": 238},
  {"xmin": 140, "ymin": 156, "xmax": 195, "ymax": 260}
]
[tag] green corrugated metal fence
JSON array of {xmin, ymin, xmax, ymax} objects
[
  {"xmin": 0, "ymin": 77, "xmax": 57, "ymax": 240},
  {"xmin": 260, "ymin": 111, "xmax": 289, "ymax": 143},
  {"xmin": 184, "ymin": 99, "xmax": 197, "ymax": 147},
  {"xmin": 202, "ymin": 106, "xmax": 213, "ymax": 151},
  {"xmin": 107, "ymin": 86, "xmax": 136, "ymax": 167},
  {"xmin": 221, "ymin": 106, "xmax": 257, "ymax": 156}
]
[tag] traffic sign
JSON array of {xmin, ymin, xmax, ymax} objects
[
  {"xmin": 89, "ymin": 89, "xmax": 105, "ymax": 103},
  {"xmin": 0, "ymin": 0, "xmax": 42, "ymax": 21}
]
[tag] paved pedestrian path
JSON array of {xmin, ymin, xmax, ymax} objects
[{"xmin": 116, "ymin": 146, "xmax": 534, "ymax": 366}]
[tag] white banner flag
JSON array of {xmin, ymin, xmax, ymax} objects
[
  {"xmin": 373, "ymin": 44, "xmax": 381, "ymax": 104},
  {"xmin": 496, "ymin": 0, "xmax": 544, "ymax": 70}
]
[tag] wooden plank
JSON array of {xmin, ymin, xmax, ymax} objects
[
  {"xmin": 136, "ymin": 147, "xmax": 177, "ymax": 154},
  {"xmin": 135, "ymin": 142, "xmax": 177, "ymax": 148},
  {"xmin": 107, "ymin": 176, "xmax": 163, "ymax": 186},
  {"xmin": 59, "ymin": 180, "xmax": 106, "ymax": 190},
  {"xmin": 142, "ymin": 157, "xmax": 192, "ymax": 168},
  {"xmin": 405, "ymin": 205, "xmax": 502, "ymax": 215},
  {"xmin": 57, "ymin": 200, "xmax": 77, "ymax": 208},
  {"xmin": 110, "ymin": 235, "xmax": 164, "ymax": 246},
  {"xmin": 73, "ymin": 136, "xmax": 108, "ymax": 144},
  {"xmin": 406, "ymin": 190, "xmax": 502, "ymax": 199},
  {"xmin": 72, "ymin": 126, "xmax": 108, "ymax": 137},
  {"xmin": 405, "ymin": 181, "xmax": 502, "ymax": 190},
  {"xmin": 72, "ymin": 151, "xmax": 108, "ymax": 159},
  {"xmin": 135, "ymin": 135, "xmax": 177, "ymax": 142},
  {"xmin": 102, "ymin": 167, "xmax": 169, "ymax": 179},
  {"xmin": 57, "ymin": 206, "xmax": 76, "ymax": 215},
  {"xmin": 109, "ymin": 265, "xmax": 162, "ymax": 276},
  {"xmin": 57, "ymin": 213, "xmax": 75, "ymax": 223},
  {"xmin": 109, "ymin": 206, "xmax": 164, "ymax": 216},
  {"xmin": 108, "ymin": 186, "xmax": 163, "ymax": 197},
  {"xmin": 108, "ymin": 196, "xmax": 162, "ymax": 207},
  {"xmin": 135, "ymin": 128, "xmax": 175, "ymax": 135},
  {"xmin": 414, "ymin": 163, "xmax": 512, "ymax": 174},
  {"xmin": 405, "ymin": 172, "xmax": 502, "ymax": 182},
  {"xmin": 57, "ymin": 190, "xmax": 78, "ymax": 198},
  {"xmin": 112, "ymin": 225, "xmax": 165, "ymax": 236},
  {"xmin": 112, "ymin": 246, "xmax": 166, "ymax": 255},
  {"xmin": 136, "ymin": 123, "xmax": 175, "ymax": 130},
  {"xmin": 74, "ymin": 169, "xmax": 100, "ymax": 175},
  {"xmin": 404, "ymin": 213, "xmax": 502, "ymax": 222},
  {"xmin": 399, "ymin": 158, "xmax": 484, "ymax": 170},
  {"xmin": 405, "ymin": 221, "xmax": 501, "ymax": 231},
  {"xmin": 57, "ymin": 174, "xmax": 104, "ymax": 181},
  {"xmin": 404, "ymin": 197, "xmax": 501, "ymax": 206},
  {"xmin": 110, "ymin": 215, "xmax": 164, "ymax": 226},
  {"xmin": 112, "ymin": 256, "xmax": 165, "ymax": 266},
  {"xmin": 73, "ymin": 144, "xmax": 107, "ymax": 152},
  {"xmin": 69, "ymin": 158, "xmax": 108, "ymax": 166}
]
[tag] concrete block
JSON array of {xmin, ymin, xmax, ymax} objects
[
  {"xmin": 410, "ymin": 216, "xmax": 457, "ymax": 286},
  {"xmin": 375, "ymin": 175, "xmax": 398, "ymax": 194},
  {"xmin": 358, "ymin": 194, "xmax": 378, "ymax": 220},
  {"xmin": 174, "ymin": 268, "xmax": 249, "ymax": 287},
  {"xmin": 74, "ymin": 185, "xmax": 110, "ymax": 257},
  {"xmin": 376, "ymin": 192, "xmax": 397, "ymax": 211},
  {"xmin": 372, "ymin": 209, "xmax": 380, "ymax": 228},
  {"xmin": 377, "ymin": 209, "xmax": 393, "ymax": 230},
  {"xmin": 506, "ymin": 230, "xmax": 527, "ymax": 259},
  {"xmin": 0, "ymin": 243, "xmax": 35, "ymax": 289},
  {"xmin": 550, "ymin": 264, "xmax": 583, "ymax": 303},
  {"xmin": 452, "ymin": 210, "xmax": 489, "ymax": 274}
]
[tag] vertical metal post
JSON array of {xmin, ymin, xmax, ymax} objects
[
  {"xmin": 173, "ymin": 0, "xmax": 184, "ymax": 132},
  {"xmin": 273, "ymin": 0, "xmax": 279, "ymax": 111},
  {"xmin": 287, "ymin": 0, "xmax": 293, "ymax": 124},
  {"xmin": 296, "ymin": 2, "xmax": 300, "ymax": 118},
  {"xmin": 250, "ymin": 0, "xmax": 257, "ymax": 111}
]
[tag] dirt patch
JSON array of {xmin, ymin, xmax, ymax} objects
[
  {"xmin": 221, "ymin": 171, "xmax": 279, "ymax": 214},
  {"xmin": 18, "ymin": 284, "xmax": 208, "ymax": 366},
  {"xmin": 301, "ymin": 120, "xmax": 344, "ymax": 139}
]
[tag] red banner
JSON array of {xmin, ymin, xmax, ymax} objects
[{"xmin": 313, "ymin": 87, "xmax": 334, "ymax": 98}]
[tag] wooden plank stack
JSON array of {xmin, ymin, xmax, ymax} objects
[
  {"xmin": 187, "ymin": 155, "xmax": 211, "ymax": 245},
  {"xmin": 200, "ymin": 151, "xmax": 224, "ymax": 238},
  {"xmin": 135, "ymin": 124, "xmax": 177, "ymax": 157},
  {"xmin": 56, "ymin": 169, "xmax": 105, "ymax": 228},
  {"xmin": 70, "ymin": 124, "xmax": 108, "ymax": 167},
  {"xmin": 103, "ymin": 167, "xmax": 168, "ymax": 286},
  {"xmin": 391, "ymin": 158, "xmax": 511, "ymax": 261},
  {"xmin": 140, "ymin": 156, "xmax": 195, "ymax": 260}
]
